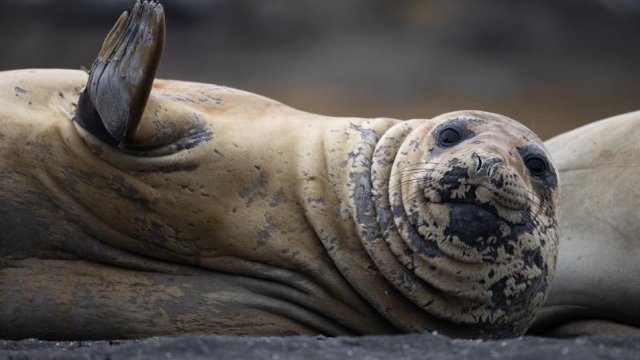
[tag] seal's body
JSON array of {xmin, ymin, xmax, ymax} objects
[
  {"xmin": 0, "ymin": 69, "xmax": 397, "ymax": 338},
  {"xmin": 530, "ymin": 111, "xmax": 640, "ymax": 337},
  {"xmin": 0, "ymin": 1, "xmax": 559, "ymax": 340},
  {"xmin": 0, "ymin": 68, "xmax": 559, "ymax": 339}
]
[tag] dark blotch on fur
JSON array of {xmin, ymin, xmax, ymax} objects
[
  {"xmin": 447, "ymin": 204, "xmax": 503, "ymax": 246},
  {"xmin": 439, "ymin": 166, "xmax": 469, "ymax": 190}
]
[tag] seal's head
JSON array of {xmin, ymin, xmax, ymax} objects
[{"xmin": 368, "ymin": 110, "xmax": 559, "ymax": 338}]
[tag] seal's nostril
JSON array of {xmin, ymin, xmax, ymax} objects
[
  {"xmin": 475, "ymin": 154, "xmax": 483, "ymax": 173},
  {"xmin": 488, "ymin": 160, "xmax": 501, "ymax": 179},
  {"xmin": 475, "ymin": 153, "xmax": 502, "ymax": 177}
]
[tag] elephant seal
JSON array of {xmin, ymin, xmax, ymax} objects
[
  {"xmin": 529, "ymin": 110, "xmax": 640, "ymax": 337},
  {"xmin": 0, "ymin": 1, "xmax": 559, "ymax": 339}
]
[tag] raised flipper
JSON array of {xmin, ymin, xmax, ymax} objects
[{"xmin": 75, "ymin": 0, "xmax": 165, "ymax": 146}]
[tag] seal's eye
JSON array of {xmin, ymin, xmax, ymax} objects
[
  {"xmin": 518, "ymin": 146, "xmax": 557, "ymax": 187},
  {"xmin": 438, "ymin": 128, "xmax": 462, "ymax": 147},
  {"xmin": 525, "ymin": 156, "xmax": 547, "ymax": 176},
  {"xmin": 434, "ymin": 119, "xmax": 474, "ymax": 148}
]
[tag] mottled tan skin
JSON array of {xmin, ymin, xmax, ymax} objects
[
  {"xmin": 530, "ymin": 111, "xmax": 640, "ymax": 337},
  {"xmin": 0, "ymin": 68, "xmax": 559, "ymax": 339},
  {"xmin": 0, "ymin": 1, "xmax": 560, "ymax": 341}
]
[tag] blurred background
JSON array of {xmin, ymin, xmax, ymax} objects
[{"xmin": 0, "ymin": 0, "xmax": 638, "ymax": 139}]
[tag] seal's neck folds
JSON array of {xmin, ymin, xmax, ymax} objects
[{"xmin": 319, "ymin": 118, "xmax": 556, "ymax": 339}]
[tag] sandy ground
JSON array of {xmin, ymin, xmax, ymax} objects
[{"xmin": 2, "ymin": 334, "xmax": 640, "ymax": 360}]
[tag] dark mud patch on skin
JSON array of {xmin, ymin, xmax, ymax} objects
[
  {"xmin": 137, "ymin": 220, "xmax": 201, "ymax": 258},
  {"xmin": 239, "ymin": 167, "xmax": 270, "ymax": 205},
  {"xmin": 349, "ymin": 123, "xmax": 378, "ymax": 144},
  {"xmin": 155, "ymin": 91, "xmax": 222, "ymax": 105},
  {"xmin": 488, "ymin": 267, "xmax": 548, "ymax": 323},
  {"xmin": 61, "ymin": 166, "xmax": 97, "ymax": 193},
  {"xmin": 213, "ymin": 149, "xmax": 224, "ymax": 157},
  {"xmin": 127, "ymin": 122, "xmax": 214, "ymax": 155},
  {"xmin": 255, "ymin": 215, "xmax": 277, "ymax": 247},
  {"xmin": 269, "ymin": 190, "xmax": 288, "ymax": 207},
  {"xmin": 0, "ymin": 197, "xmax": 53, "ymax": 259},
  {"xmin": 14, "ymin": 86, "xmax": 27, "ymax": 96},
  {"xmin": 172, "ymin": 126, "xmax": 213, "ymax": 151},
  {"xmin": 445, "ymin": 203, "xmax": 504, "ymax": 248},
  {"xmin": 437, "ymin": 166, "xmax": 470, "ymax": 193},
  {"xmin": 111, "ymin": 175, "xmax": 152, "ymax": 211}
]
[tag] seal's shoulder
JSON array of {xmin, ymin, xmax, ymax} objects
[
  {"xmin": 0, "ymin": 69, "xmax": 85, "ymax": 128},
  {"xmin": 150, "ymin": 77, "xmax": 290, "ymax": 115},
  {"xmin": 0, "ymin": 69, "xmax": 86, "ymax": 116},
  {"xmin": 0, "ymin": 69, "xmax": 87, "ymax": 95}
]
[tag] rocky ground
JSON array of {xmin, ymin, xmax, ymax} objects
[{"xmin": 1, "ymin": 334, "xmax": 640, "ymax": 360}]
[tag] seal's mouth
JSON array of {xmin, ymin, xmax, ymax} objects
[
  {"xmin": 433, "ymin": 184, "xmax": 527, "ymax": 226},
  {"xmin": 418, "ymin": 200, "xmax": 530, "ymax": 264},
  {"xmin": 425, "ymin": 163, "xmax": 531, "ymax": 226},
  {"xmin": 441, "ymin": 202, "xmax": 509, "ymax": 241}
]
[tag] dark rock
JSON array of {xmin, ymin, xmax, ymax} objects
[{"xmin": 1, "ymin": 334, "xmax": 639, "ymax": 360}]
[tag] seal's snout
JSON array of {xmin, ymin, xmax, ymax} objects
[{"xmin": 474, "ymin": 152, "xmax": 502, "ymax": 179}]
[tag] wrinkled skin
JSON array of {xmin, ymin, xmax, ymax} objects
[
  {"xmin": 530, "ymin": 110, "xmax": 640, "ymax": 337},
  {"xmin": 0, "ymin": 1, "xmax": 560, "ymax": 340},
  {"xmin": 0, "ymin": 70, "xmax": 560, "ymax": 340}
]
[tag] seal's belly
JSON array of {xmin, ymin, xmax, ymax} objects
[{"xmin": 1, "ymin": 258, "xmax": 359, "ymax": 339}]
